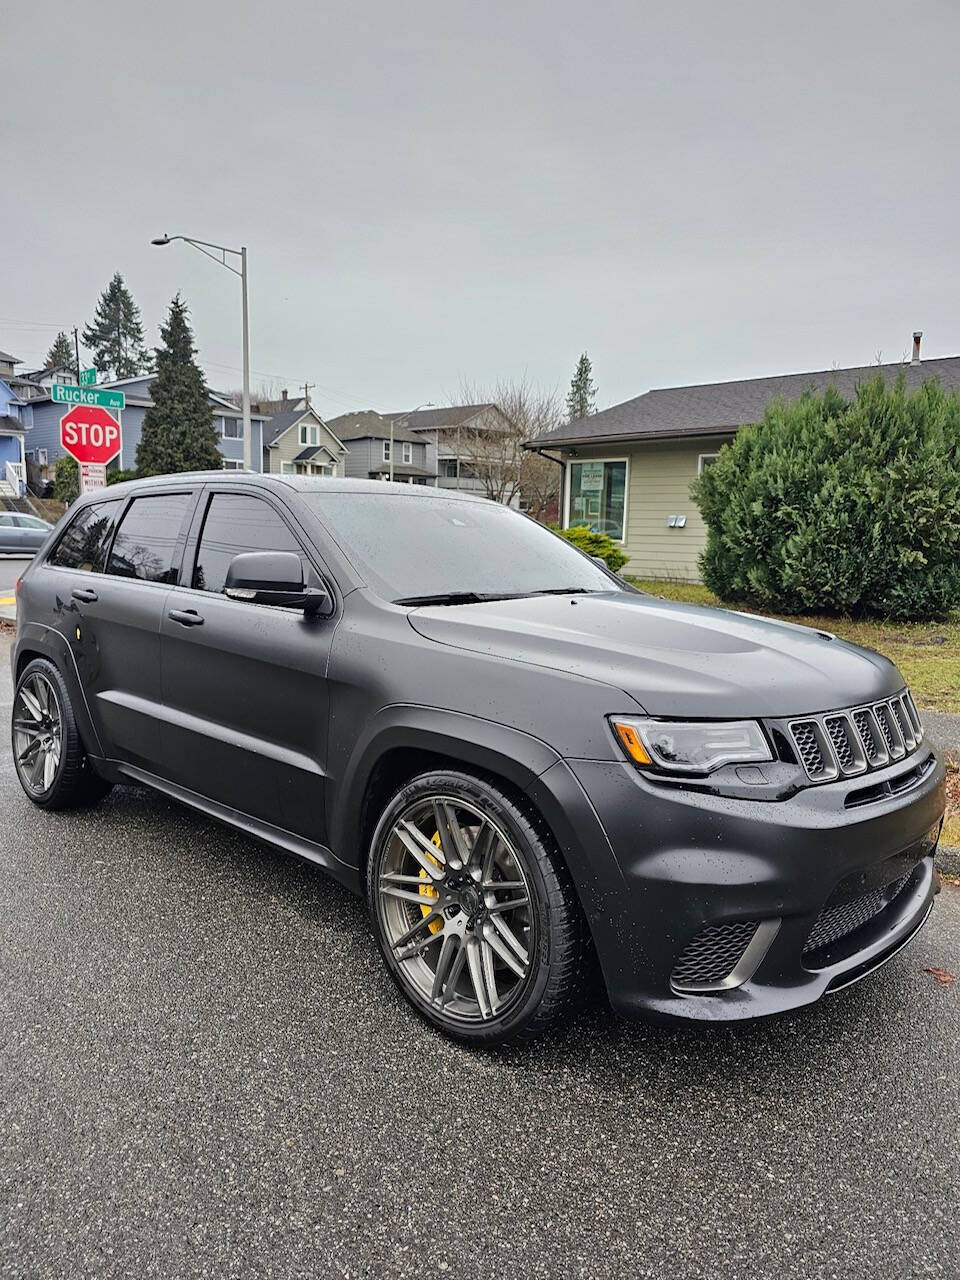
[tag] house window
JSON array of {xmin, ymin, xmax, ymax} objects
[
  {"xmin": 566, "ymin": 458, "xmax": 627, "ymax": 541},
  {"xmin": 280, "ymin": 461, "xmax": 295, "ymax": 474},
  {"xmin": 402, "ymin": 442, "xmax": 412, "ymax": 465},
  {"xmin": 698, "ymin": 453, "xmax": 719, "ymax": 475},
  {"xmin": 222, "ymin": 459, "xmax": 244, "ymax": 471},
  {"xmin": 221, "ymin": 418, "xmax": 242, "ymax": 439},
  {"xmin": 299, "ymin": 422, "xmax": 320, "ymax": 447},
  {"xmin": 382, "ymin": 440, "xmax": 391, "ymax": 461}
]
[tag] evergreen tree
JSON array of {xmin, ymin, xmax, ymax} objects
[
  {"xmin": 81, "ymin": 272, "xmax": 150, "ymax": 379},
  {"xmin": 46, "ymin": 330, "xmax": 74, "ymax": 370},
  {"xmin": 135, "ymin": 295, "xmax": 221, "ymax": 477},
  {"xmin": 566, "ymin": 352, "xmax": 597, "ymax": 422}
]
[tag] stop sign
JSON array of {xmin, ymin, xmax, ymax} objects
[{"xmin": 59, "ymin": 405, "xmax": 122, "ymax": 465}]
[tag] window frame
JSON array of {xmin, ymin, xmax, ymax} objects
[
  {"xmin": 401, "ymin": 441, "xmax": 412, "ymax": 465},
  {"xmin": 103, "ymin": 490, "xmax": 199, "ymax": 586},
  {"xmin": 382, "ymin": 439, "xmax": 391, "ymax": 462},
  {"xmin": 563, "ymin": 455, "xmax": 629, "ymax": 544},
  {"xmin": 698, "ymin": 452, "xmax": 720, "ymax": 475},
  {"xmin": 178, "ymin": 485, "xmax": 335, "ymax": 609}
]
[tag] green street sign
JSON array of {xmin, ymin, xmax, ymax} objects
[
  {"xmin": 79, "ymin": 367, "xmax": 97, "ymax": 386},
  {"xmin": 51, "ymin": 383, "xmax": 126, "ymax": 410}
]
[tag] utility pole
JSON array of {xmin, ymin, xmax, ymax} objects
[
  {"xmin": 72, "ymin": 328, "xmax": 81, "ymax": 384},
  {"xmin": 301, "ymin": 382, "xmax": 314, "ymax": 407}
]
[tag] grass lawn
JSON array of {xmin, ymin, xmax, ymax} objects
[{"xmin": 628, "ymin": 578, "xmax": 960, "ymax": 716}]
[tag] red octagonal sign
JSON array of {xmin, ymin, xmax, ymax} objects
[{"xmin": 59, "ymin": 405, "xmax": 122, "ymax": 465}]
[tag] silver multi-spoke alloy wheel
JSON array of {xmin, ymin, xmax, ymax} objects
[
  {"xmin": 375, "ymin": 795, "xmax": 536, "ymax": 1023},
  {"xmin": 13, "ymin": 672, "xmax": 63, "ymax": 796}
]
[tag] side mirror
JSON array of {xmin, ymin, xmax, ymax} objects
[
  {"xmin": 590, "ymin": 555, "xmax": 609, "ymax": 570},
  {"xmin": 224, "ymin": 551, "xmax": 331, "ymax": 616}
]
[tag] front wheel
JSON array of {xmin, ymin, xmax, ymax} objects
[{"xmin": 366, "ymin": 770, "xmax": 589, "ymax": 1045}]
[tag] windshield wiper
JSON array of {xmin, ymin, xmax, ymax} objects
[
  {"xmin": 531, "ymin": 587, "xmax": 606, "ymax": 596},
  {"xmin": 394, "ymin": 591, "xmax": 528, "ymax": 607}
]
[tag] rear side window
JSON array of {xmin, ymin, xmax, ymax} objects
[
  {"xmin": 48, "ymin": 501, "xmax": 122, "ymax": 572},
  {"xmin": 107, "ymin": 493, "xmax": 193, "ymax": 584},
  {"xmin": 193, "ymin": 493, "xmax": 304, "ymax": 594}
]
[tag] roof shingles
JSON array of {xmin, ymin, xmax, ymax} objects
[{"xmin": 532, "ymin": 356, "xmax": 960, "ymax": 448}]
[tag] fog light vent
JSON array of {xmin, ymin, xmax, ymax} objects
[{"xmin": 671, "ymin": 921, "xmax": 760, "ymax": 992}]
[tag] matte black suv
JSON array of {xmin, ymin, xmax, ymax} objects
[{"xmin": 11, "ymin": 474, "xmax": 946, "ymax": 1043}]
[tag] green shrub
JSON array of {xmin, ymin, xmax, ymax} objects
[
  {"xmin": 53, "ymin": 455, "xmax": 80, "ymax": 504},
  {"xmin": 552, "ymin": 523, "xmax": 629, "ymax": 573},
  {"xmin": 107, "ymin": 468, "xmax": 137, "ymax": 486},
  {"xmin": 691, "ymin": 374, "xmax": 960, "ymax": 620}
]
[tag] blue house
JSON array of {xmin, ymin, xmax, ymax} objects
[
  {"xmin": 16, "ymin": 375, "xmax": 269, "ymax": 480},
  {"xmin": 0, "ymin": 350, "xmax": 31, "ymax": 495}
]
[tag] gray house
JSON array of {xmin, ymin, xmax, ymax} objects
[
  {"xmin": 16, "ymin": 374, "xmax": 270, "ymax": 479},
  {"xmin": 262, "ymin": 396, "xmax": 348, "ymax": 476},
  {"xmin": 326, "ymin": 411, "xmax": 437, "ymax": 483}
]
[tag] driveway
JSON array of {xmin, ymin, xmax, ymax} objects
[{"xmin": 1, "ymin": 636, "xmax": 958, "ymax": 1279}]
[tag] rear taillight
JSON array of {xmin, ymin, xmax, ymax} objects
[{"xmin": 15, "ymin": 577, "xmax": 22, "ymax": 598}]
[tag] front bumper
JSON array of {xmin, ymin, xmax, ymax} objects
[{"xmin": 531, "ymin": 745, "xmax": 946, "ymax": 1022}]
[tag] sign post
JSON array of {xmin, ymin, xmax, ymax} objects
[{"xmin": 59, "ymin": 405, "xmax": 123, "ymax": 494}]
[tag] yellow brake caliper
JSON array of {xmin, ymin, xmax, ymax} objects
[{"xmin": 419, "ymin": 833, "xmax": 444, "ymax": 934}]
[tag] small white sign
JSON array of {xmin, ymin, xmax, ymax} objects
[
  {"xmin": 80, "ymin": 462, "xmax": 108, "ymax": 493},
  {"xmin": 579, "ymin": 461, "xmax": 604, "ymax": 493}
]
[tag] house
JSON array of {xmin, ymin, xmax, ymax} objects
[
  {"xmin": 261, "ymin": 393, "xmax": 348, "ymax": 476},
  {"xmin": 527, "ymin": 338, "xmax": 960, "ymax": 580},
  {"xmin": 325, "ymin": 410, "xmax": 436, "ymax": 484},
  {"xmin": 0, "ymin": 361, "xmax": 29, "ymax": 495},
  {"xmin": 386, "ymin": 404, "xmax": 515, "ymax": 499},
  {"xmin": 15, "ymin": 374, "xmax": 270, "ymax": 480}
]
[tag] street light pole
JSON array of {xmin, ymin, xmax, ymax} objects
[{"xmin": 151, "ymin": 233, "xmax": 252, "ymax": 471}]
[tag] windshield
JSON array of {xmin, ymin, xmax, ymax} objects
[{"xmin": 303, "ymin": 493, "xmax": 622, "ymax": 602}]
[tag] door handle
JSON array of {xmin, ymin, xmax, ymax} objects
[
  {"xmin": 168, "ymin": 608, "xmax": 204, "ymax": 627},
  {"xmin": 71, "ymin": 588, "xmax": 99, "ymax": 603}
]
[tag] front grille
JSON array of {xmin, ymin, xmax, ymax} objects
[
  {"xmin": 671, "ymin": 921, "xmax": 759, "ymax": 991},
  {"xmin": 788, "ymin": 690, "xmax": 922, "ymax": 784},
  {"xmin": 803, "ymin": 873, "xmax": 911, "ymax": 956}
]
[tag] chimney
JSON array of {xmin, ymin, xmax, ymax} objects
[
  {"xmin": 281, "ymin": 388, "xmax": 288, "ymax": 402},
  {"xmin": 911, "ymin": 331, "xmax": 922, "ymax": 365}
]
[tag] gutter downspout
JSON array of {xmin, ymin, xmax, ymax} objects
[{"xmin": 528, "ymin": 445, "xmax": 567, "ymax": 524}]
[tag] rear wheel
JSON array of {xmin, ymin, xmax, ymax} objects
[
  {"xmin": 12, "ymin": 658, "xmax": 112, "ymax": 810},
  {"xmin": 367, "ymin": 770, "xmax": 588, "ymax": 1045}
]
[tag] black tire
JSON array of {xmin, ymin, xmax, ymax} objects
[
  {"xmin": 12, "ymin": 657, "xmax": 112, "ymax": 810},
  {"xmin": 366, "ymin": 769, "xmax": 590, "ymax": 1046}
]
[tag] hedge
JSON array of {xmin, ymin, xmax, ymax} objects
[{"xmin": 691, "ymin": 374, "xmax": 960, "ymax": 620}]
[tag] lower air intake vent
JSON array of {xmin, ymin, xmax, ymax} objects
[
  {"xmin": 803, "ymin": 873, "xmax": 911, "ymax": 956},
  {"xmin": 671, "ymin": 921, "xmax": 760, "ymax": 992}
]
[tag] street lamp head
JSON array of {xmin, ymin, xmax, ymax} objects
[{"xmin": 150, "ymin": 235, "xmax": 171, "ymax": 246}]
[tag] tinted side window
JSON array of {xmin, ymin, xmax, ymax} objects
[
  {"xmin": 193, "ymin": 494, "xmax": 304, "ymax": 594},
  {"xmin": 49, "ymin": 501, "xmax": 122, "ymax": 572},
  {"xmin": 107, "ymin": 494, "xmax": 192, "ymax": 584}
]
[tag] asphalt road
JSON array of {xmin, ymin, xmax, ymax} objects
[
  {"xmin": 1, "ymin": 638, "xmax": 958, "ymax": 1279},
  {"xmin": 0, "ymin": 556, "xmax": 30, "ymax": 600}
]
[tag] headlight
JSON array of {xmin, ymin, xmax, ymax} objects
[{"xmin": 611, "ymin": 716, "xmax": 773, "ymax": 774}]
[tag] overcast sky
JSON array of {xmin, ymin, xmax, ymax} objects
[{"xmin": 3, "ymin": 0, "xmax": 959, "ymax": 419}]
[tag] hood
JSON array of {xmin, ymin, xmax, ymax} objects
[{"xmin": 407, "ymin": 592, "xmax": 903, "ymax": 718}]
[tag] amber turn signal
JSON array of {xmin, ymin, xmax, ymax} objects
[{"xmin": 612, "ymin": 720, "xmax": 653, "ymax": 765}]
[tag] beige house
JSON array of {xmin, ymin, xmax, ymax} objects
[
  {"xmin": 528, "ymin": 344, "xmax": 960, "ymax": 580},
  {"xmin": 261, "ymin": 396, "xmax": 348, "ymax": 477}
]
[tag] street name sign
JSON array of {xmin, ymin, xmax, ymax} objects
[
  {"xmin": 79, "ymin": 367, "xmax": 97, "ymax": 386},
  {"xmin": 51, "ymin": 383, "xmax": 126, "ymax": 411}
]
